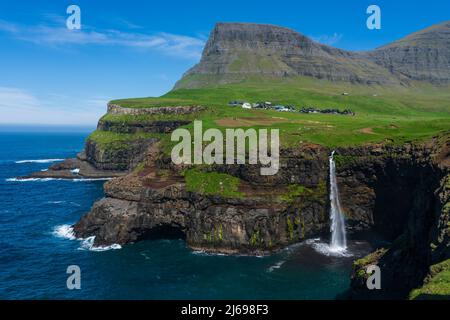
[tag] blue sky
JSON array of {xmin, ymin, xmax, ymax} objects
[{"xmin": 0, "ymin": 0, "xmax": 449, "ymax": 125}]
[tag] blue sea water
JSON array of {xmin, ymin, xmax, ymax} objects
[{"xmin": 0, "ymin": 130, "xmax": 371, "ymax": 299}]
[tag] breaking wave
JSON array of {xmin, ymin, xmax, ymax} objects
[
  {"xmin": 6, "ymin": 177, "xmax": 111, "ymax": 182},
  {"xmin": 266, "ymin": 260, "xmax": 285, "ymax": 272},
  {"xmin": 6, "ymin": 178, "xmax": 56, "ymax": 182},
  {"xmin": 53, "ymin": 224, "xmax": 76, "ymax": 240},
  {"xmin": 15, "ymin": 159, "xmax": 64, "ymax": 164},
  {"xmin": 78, "ymin": 236, "xmax": 122, "ymax": 252},
  {"xmin": 53, "ymin": 225, "xmax": 121, "ymax": 251}
]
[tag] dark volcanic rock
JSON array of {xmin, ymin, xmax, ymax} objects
[
  {"xmin": 84, "ymin": 137, "xmax": 158, "ymax": 171},
  {"xmin": 74, "ymin": 175, "xmax": 328, "ymax": 255},
  {"xmin": 343, "ymin": 136, "xmax": 450, "ymax": 299},
  {"xmin": 97, "ymin": 119, "xmax": 191, "ymax": 134},
  {"xmin": 25, "ymin": 157, "xmax": 126, "ymax": 179},
  {"xmin": 73, "ymin": 133, "xmax": 450, "ymax": 298}
]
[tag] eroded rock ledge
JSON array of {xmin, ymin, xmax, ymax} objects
[
  {"xmin": 74, "ymin": 134, "xmax": 449, "ymax": 258},
  {"xmin": 107, "ymin": 103, "xmax": 204, "ymax": 115},
  {"xmin": 73, "ymin": 162, "xmax": 329, "ymax": 255},
  {"xmin": 342, "ymin": 136, "xmax": 449, "ymax": 299},
  {"xmin": 72, "ymin": 132, "xmax": 449, "ymax": 298},
  {"xmin": 25, "ymin": 103, "xmax": 197, "ymax": 179}
]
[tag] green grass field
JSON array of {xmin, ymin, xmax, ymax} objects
[
  {"xmin": 409, "ymin": 259, "xmax": 450, "ymax": 300},
  {"xmin": 99, "ymin": 77, "xmax": 450, "ymax": 149}
]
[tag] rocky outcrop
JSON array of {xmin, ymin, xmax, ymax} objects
[
  {"xmin": 334, "ymin": 141, "xmax": 447, "ymax": 236},
  {"xmin": 74, "ymin": 133, "xmax": 448, "ymax": 251},
  {"xmin": 74, "ymin": 178, "xmax": 328, "ymax": 254},
  {"xmin": 175, "ymin": 22, "xmax": 450, "ymax": 88},
  {"xmin": 26, "ymin": 103, "xmax": 197, "ymax": 179},
  {"xmin": 73, "ymin": 145, "xmax": 330, "ymax": 254},
  {"xmin": 26, "ymin": 135, "xmax": 159, "ymax": 179},
  {"xmin": 344, "ymin": 137, "xmax": 450, "ymax": 299},
  {"xmin": 97, "ymin": 118, "xmax": 191, "ymax": 134},
  {"xmin": 107, "ymin": 103, "xmax": 204, "ymax": 115},
  {"xmin": 73, "ymin": 133, "xmax": 449, "ymax": 298},
  {"xmin": 25, "ymin": 157, "xmax": 125, "ymax": 179},
  {"xmin": 83, "ymin": 138, "xmax": 159, "ymax": 171}
]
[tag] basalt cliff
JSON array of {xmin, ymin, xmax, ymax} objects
[
  {"xmin": 32, "ymin": 22, "xmax": 450, "ymax": 299},
  {"xmin": 66, "ymin": 103, "xmax": 449, "ymax": 298}
]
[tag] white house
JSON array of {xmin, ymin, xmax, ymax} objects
[{"xmin": 242, "ymin": 102, "xmax": 252, "ymax": 109}]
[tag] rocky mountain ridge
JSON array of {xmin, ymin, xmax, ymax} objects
[{"xmin": 175, "ymin": 21, "xmax": 450, "ymax": 88}]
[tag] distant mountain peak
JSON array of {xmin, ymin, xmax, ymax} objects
[
  {"xmin": 380, "ymin": 20, "xmax": 450, "ymax": 49},
  {"xmin": 175, "ymin": 21, "xmax": 450, "ymax": 89}
]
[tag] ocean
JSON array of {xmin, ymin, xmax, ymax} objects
[{"xmin": 0, "ymin": 130, "xmax": 371, "ymax": 299}]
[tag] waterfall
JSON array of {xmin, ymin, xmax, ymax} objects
[{"xmin": 329, "ymin": 151, "xmax": 347, "ymax": 250}]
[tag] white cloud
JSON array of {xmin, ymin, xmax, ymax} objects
[
  {"xmin": 0, "ymin": 19, "xmax": 205, "ymax": 59},
  {"xmin": 0, "ymin": 20, "xmax": 18, "ymax": 33},
  {"xmin": 0, "ymin": 87, "xmax": 108, "ymax": 125},
  {"xmin": 114, "ymin": 18, "xmax": 143, "ymax": 30},
  {"xmin": 0, "ymin": 87, "xmax": 41, "ymax": 111},
  {"xmin": 312, "ymin": 33, "xmax": 343, "ymax": 46}
]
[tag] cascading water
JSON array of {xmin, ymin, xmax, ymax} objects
[{"xmin": 329, "ymin": 151, "xmax": 347, "ymax": 251}]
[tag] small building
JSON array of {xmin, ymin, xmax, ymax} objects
[
  {"xmin": 228, "ymin": 100, "xmax": 244, "ymax": 106},
  {"xmin": 274, "ymin": 105, "xmax": 289, "ymax": 112}
]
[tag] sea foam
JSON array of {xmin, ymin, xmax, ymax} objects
[
  {"xmin": 6, "ymin": 177, "xmax": 111, "ymax": 182},
  {"xmin": 267, "ymin": 260, "xmax": 285, "ymax": 272},
  {"xmin": 53, "ymin": 225, "xmax": 121, "ymax": 251},
  {"xmin": 6, "ymin": 177, "xmax": 56, "ymax": 182},
  {"xmin": 15, "ymin": 159, "xmax": 64, "ymax": 164},
  {"xmin": 53, "ymin": 224, "xmax": 76, "ymax": 240},
  {"xmin": 308, "ymin": 238, "xmax": 352, "ymax": 257},
  {"xmin": 79, "ymin": 236, "xmax": 122, "ymax": 251}
]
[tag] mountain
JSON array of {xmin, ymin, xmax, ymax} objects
[
  {"xmin": 174, "ymin": 21, "xmax": 450, "ymax": 89},
  {"xmin": 363, "ymin": 21, "xmax": 450, "ymax": 83}
]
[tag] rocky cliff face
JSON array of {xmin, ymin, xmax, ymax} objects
[
  {"xmin": 82, "ymin": 138, "xmax": 158, "ymax": 171},
  {"xmin": 27, "ymin": 104, "xmax": 201, "ymax": 179},
  {"xmin": 336, "ymin": 137, "xmax": 450, "ymax": 298},
  {"xmin": 80, "ymin": 105, "xmax": 202, "ymax": 172},
  {"xmin": 363, "ymin": 21, "xmax": 450, "ymax": 84},
  {"xmin": 73, "ymin": 131, "xmax": 449, "ymax": 297},
  {"xmin": 73, "ymin": 132, "xmax": 449, "ymax": 247},
  {"xmin": 74, "ymin": 144, "xmax": 331, "ymax": 254},
  {"xmin": 175, "ymin": 21, "xmax": 450, "ymax": 88},
  {"xmin": 348, "ymin": 170, "xmax": 449, "ymax": 299}
]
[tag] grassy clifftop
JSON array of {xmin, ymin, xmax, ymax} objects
[
  {"xmin": 409, "ymin": 259, "xmax": 450, "ymax": 300},
  {"xmin": 107, "ymin": 77, "xmax": 450, "ymax": 148}
]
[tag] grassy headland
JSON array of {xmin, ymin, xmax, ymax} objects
[{"xmin": 105, "ymin": 77, "xmax": 450, "ymax": 149}]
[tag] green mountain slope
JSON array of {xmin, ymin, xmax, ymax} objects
[
  {"xmin": 102, "ymin": 22, "xmax": 450, "ymax": 150},
  {"xmin": 175, "ymin": 21, "xmax": 450, "ymax": 89}
]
